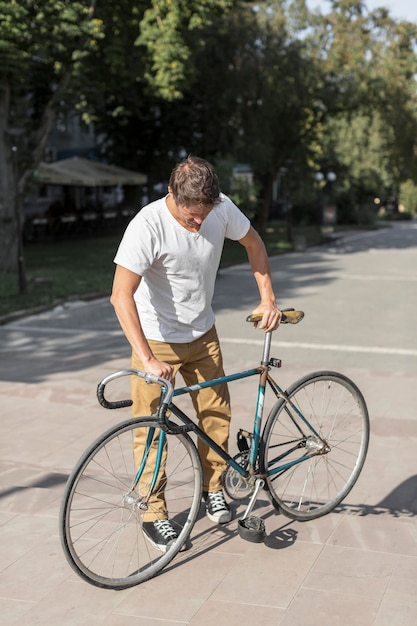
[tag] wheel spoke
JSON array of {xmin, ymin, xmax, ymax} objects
[
  {"xmin": 262, "ymin": 372, "xmax": 369, "ymax": 521},
  {"xmin": 60, "ymin": 418, "xmax": 202, "ymax": 589}
]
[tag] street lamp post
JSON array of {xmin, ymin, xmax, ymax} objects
[
  {"xmin": 315, "ymin": 170, "xmax": 337, "ymax": 231},
  {"xmin": 11, "ymin": 144, "xmax": 28, "ymax": 294}
]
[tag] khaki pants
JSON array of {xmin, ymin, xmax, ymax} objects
[{"xmin": 131, "ymin": 326, "xmax": 231, "ymax": 521}]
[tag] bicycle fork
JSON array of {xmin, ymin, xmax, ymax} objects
[{"xmin": 124, "ymin": 426, "xmax": 166, "ymax": 511}]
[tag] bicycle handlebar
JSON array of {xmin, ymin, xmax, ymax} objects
[{"xmin": 96, "ymin": 369, "xmax": 194, "ymax": 435}]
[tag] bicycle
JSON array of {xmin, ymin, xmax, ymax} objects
[{"xmin": 60, "ymin": 309, "xmax": 369, "ymax": 590}]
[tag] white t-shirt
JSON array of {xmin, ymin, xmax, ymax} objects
[{"xmin": 114, "ymin": 193, "xmax": 250, "ymax": 342}]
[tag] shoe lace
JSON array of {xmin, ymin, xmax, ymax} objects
[
  {"xmin": 208, "ymin": 490, "xmax": 227, "ymax": 512},
  {"xmin": 154, "ymin": 519, "xmax": 177, "ymax": 540}
]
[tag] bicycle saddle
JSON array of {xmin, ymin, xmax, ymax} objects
[{"xmin": 246, "ymin": 308, "xmax": 304, "ymax": 324}]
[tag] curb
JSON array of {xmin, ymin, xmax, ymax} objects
[{"xmin": 0, "ymin": 291, "xmax": 109, "ymax": 326}]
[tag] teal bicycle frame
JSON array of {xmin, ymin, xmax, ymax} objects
[
  {"xmin": 131, "ymin": 361, "xmax": 322, "ymax": 499},
  {"xmin": 96, "ymin": 312, "xmax": 322, "ymax": 502}
]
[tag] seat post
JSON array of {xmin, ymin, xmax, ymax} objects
[{"xmin": 261, "ymin": 331, "xmax": 272, "ymax": 365}]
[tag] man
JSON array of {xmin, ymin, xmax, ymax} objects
[{"xmin": 111, "ymin": 155, "xmax": 281, "ymax": 552}]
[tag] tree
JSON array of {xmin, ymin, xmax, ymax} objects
[
  {"xmin": 0, "ymin": 0, "xmax": 240, "ymax": 285},
  {"xmin": 311, "ymin": 1, "xmax": 417, "ymax": 218},
  {"xmin": 0, "ymin": 0, "xmax": 101, "ymax": 286},
  {"xmin": 193, "ymin": 1, "xmax": 330, "ymax": 231},
  {"xmin": 74, "ymin": 0, "xmax": 241, "ymax": 178}
]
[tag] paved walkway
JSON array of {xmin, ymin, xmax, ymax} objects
[{"xmin": 1, "ymin": 223, "xmax": 417, "ymax": 625}]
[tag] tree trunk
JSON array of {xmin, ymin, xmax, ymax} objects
[
  {"xmin": 0, "ymin": 67, "xmax": 73, "ymax": 285},
  {"xmin": 0, "ymin": 0, "xmax": 98, "ymax": 283},
  {"xmin": 0, "ymin": 81, "xmax": 19, "ymax": 274},
  {"xmin": 256, "ymin": 172, "xmax": 273, "ymax": 235}
]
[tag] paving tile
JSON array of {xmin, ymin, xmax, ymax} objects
[
  {"xmin": 0, "ymin": 598, "xmax": 36, "ymax": 625},
  {"xmin": 113, "ymin": 551, "xmax": 239, "ymax": 622},
  {"xmin": 0, "ymin": 464, "xmax": 66, "ymax": 521},
  {"xmin": 212, "ymin": 541, "xmax": 323, "ymax": 607},
  {"xmin": 181, "ymin": 515, "xmax": 248, "ymax": 557},
  {"xmin": 0, "ymin": 510, "xmax": 16, "ymax": 527},
  {"xmin": 328, "ymin": 512, "xmax": 417, "ymax": 555},
  {"xmin": 357, "ymin": 436, "xmax": 417, "ymax": 506},
  {"xmin": 0, "ymin": 426, "xmax": 66, "ymax": 467},
  {"xmin": 189, "ymin": 599, "xmax": 285, "ymax": 625},
  {"xmin": 0, "ymin": 535, "xmax": 70, "ymax": 603},
  {"xmin": 102, "ymin": 616, "xmax": 186, "ymax": 626},
  {"xmin": 263, "ymin": 511, "xmax": 342, "ymax": 548},
  {"xmin": 9, "ymin": 579, "xmax": 127, "ymax": 626},
  {"xmin": 32, "ymin": 491, "xmax": 64, "ymax": 519},
  {"xmin": 0, "ymin": 472, "xmax": 64, "ymax": 516},
  {"xmin": 387, "ymin": 554, "xmax": 417, "ymax": 596},
  {"xmin": 0, "ymin": 514, "xmax": 58, "ymax": 570},
  {"xmin": 280, "ymin": 588, "xmax": 380, "ymax": 626},
  {"xmin": 302, "ymin": 544, "xmax": 397, "ymax": 599},
  {"xmin": 374, "ymin": 592, "xmax": 417, "ymax": 626},
  {"xmin": 372, "ymin": 554, "xmax": 417, "ymax": 624},
  {"xmin": 0, "ymin": 465, "xmax": 48, "ymax": 489}
]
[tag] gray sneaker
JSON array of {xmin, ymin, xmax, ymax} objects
[
  {"xmin": 142, "ymin": 519, "xmax": 178, "ymax": 553},
  {"xmin": 204, "ymin": 490, "xmax": 232, "ymax": 524}
]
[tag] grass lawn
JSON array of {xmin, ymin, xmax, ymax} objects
[{"xmin": 0, "ymin": 221, "xmax": 323, "ymax": 320}]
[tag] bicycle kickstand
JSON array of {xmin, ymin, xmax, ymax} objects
[{"xmin": 237, "ymin": 478, "xmax": 266, "ymax": 543}]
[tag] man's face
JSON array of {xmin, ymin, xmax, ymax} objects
[{"xmin": 172, "ymin": 202, "xmax": 213, "ymax": 231}]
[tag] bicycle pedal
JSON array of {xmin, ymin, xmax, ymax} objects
[{"xmin": 238, "ymin": 515, "xmax": 266, "ymax": 543}]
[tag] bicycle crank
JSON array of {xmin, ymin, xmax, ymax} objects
[{"xmin": 222, "ymin": 451, "xmax": 256, "ymax": 500}]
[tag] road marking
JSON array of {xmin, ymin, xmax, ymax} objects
[
  {"xmin": 338, "ymin": 273, "xmax": 417, "ymax": 282},
  {"xmin": 222, "ymin": 338, "xmax": 417, "ymax": 357},
  {"xmin": 299, "ymin": 272, "xmax": 417, "ymax": 282},
  {"xmin": 4, "ymin": 326, "xmax": 417, "ymax": 357}
]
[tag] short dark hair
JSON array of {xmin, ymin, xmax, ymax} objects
[{"xmin": 169, "ymin": 155, "xmax": 221, "ymax": 209}]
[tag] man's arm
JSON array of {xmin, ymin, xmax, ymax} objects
[
  {"xmin": 238, "ymin": 226, "xmax": 282, "ymax": 331},
  {"xmin": 110, "ymin": 265, "xmax": 174, "ymax": 379}
]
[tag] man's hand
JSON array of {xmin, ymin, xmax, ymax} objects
[
  {"xmin": 143, "ymin": 357, "xmax": 174, "ymax": 382},
  {"xmin": 251, "ymin": 303, "xmax": 282, "ymax": 332}
]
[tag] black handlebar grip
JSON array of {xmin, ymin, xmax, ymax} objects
[
  {"xmin": 97, "ymin": 382, "xmax": 133, "ymax": 410},
  {"xmin": 156, "ymin": 404, "xmax": 195, "ymax": 435},
  {"xmin": 159, "ymin": 421, "xmax": 196, "ymax": 435}
]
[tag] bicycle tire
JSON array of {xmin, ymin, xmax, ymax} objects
[
  {"xmin": 260, "ymin": 371, "xmax": 369, "ymax": 521},
  {"xmin": 60, "ymin": 417, "xmax": 202, "ymax": 589}
]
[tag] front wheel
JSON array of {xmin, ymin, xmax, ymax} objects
[
  {"xmin": 260, "ymin": 371, "xmax": 369, "ymax": 521},
  {"xmin": 60, "ymin": 417, "xmax": 202, "ymax": 589}
]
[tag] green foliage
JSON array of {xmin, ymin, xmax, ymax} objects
[
  {"xmin": 0, "ymin": 1, "xmax": 102, "ymax": 80},
  {"xmin": 298, "ymin": 0, "xmax": 417, "ymax": 223},
  {"xmin": 0, "ymin": 1, "xmax": 32, "ymax": 78},
  {"xmin": 0, "ymin": 0, "xmax": 104, "ymax": 165},
  {"xmin": 3, "ymin": 0, "xmax": 417, "ymax": 269},
  {"xmin": 136, "ymin": 0, "xmax": 237, "ymax": 100},
  {"xmin": 399, "ymin": 179, "xmax": 417, "ymax": 215}
]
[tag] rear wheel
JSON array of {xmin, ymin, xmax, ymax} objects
[
  {"xmin": 60, "ymin": 417, "xmax": 202, "ymax": 589},
  {"xmin": 261, "ymin": 371, "xmax": 369, "ymax": 521}
]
